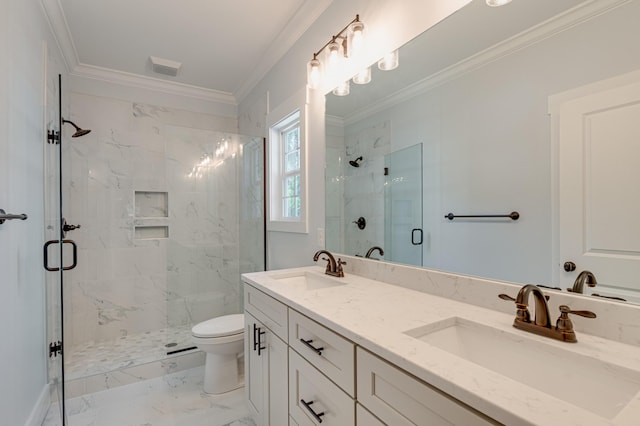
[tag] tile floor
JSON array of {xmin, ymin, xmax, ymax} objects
[
  {"xmin": 65, "ymin": 325, "xmax": 195, "ymax": 380},
  {"xmin": 42, "ymin": 366, "xmax": 255, "ymax": 426}
]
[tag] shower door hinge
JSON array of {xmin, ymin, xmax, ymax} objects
[
  {"xmin": 49, "ymin": 341, "xmax": 62, "ymax": 358},
  {"xmin": 47, "ymin": 130, "xmax": 60, "ymax": 144}
]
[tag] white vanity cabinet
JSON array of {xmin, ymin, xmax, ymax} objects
[
  {"xmin": 243, "ymin": 282, "xmax": 497, "ymax": 426},
  {"xmin": 244, "ymin": 287, "xmax": 288, "ymax": 426}
]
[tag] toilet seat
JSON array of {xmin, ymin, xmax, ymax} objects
[{"xmin": 192, "ymin": 314, "xmax": 244, "ymax": 338}]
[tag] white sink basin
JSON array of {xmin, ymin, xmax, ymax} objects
[
  {"xmin": 404, "ymin": 317, "xmax": 640, "ymax": 419},
  {"xmin": 269, "ymin": 271, "xmax": 346, "ymax": 291}
]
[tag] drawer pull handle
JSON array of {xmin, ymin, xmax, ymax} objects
[
  {"xmin": 300, "ymin": 338, "xmax": 324, "ymax": 355},
  {"xmin": 300, "ymin": 399, "xmax": 325, "ymax": 423}
]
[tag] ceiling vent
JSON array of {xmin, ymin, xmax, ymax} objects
[{"xmin": 149, "ymin": 56, "xmax": 181, "ymax": 77}]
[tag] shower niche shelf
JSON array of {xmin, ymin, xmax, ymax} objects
[{"xmin": 134, "ymin": 191, "xmax": 168, "ymax": 239}]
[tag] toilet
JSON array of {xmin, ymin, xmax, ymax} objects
[{"xmin": 191, "ymin": 314, "xmax": 245, "ymax": 394}]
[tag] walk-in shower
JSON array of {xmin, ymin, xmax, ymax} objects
[{"xmin": 44, "ymin": 75, "xmax": 265, "ymax": 425}]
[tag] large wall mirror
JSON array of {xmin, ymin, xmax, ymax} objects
[{"xmin": 325, "ymin": 0, "xmax": 640, "ymax": 303}]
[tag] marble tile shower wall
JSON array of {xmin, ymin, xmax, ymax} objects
[
  {"xmin": 342, "ymin": 120, "xmax": 391, "ymax": 257},
  {"xmin": 63, "ymin": 92, "xmax": 243, "ymax": 349}
]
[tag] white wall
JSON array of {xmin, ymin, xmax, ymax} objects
[
  {"xmin": 0, "ymin": 1, "xmax": 67, "ymax": 424},
  {"xmin": 239, "ymin": 0, "xmax": 471, "ymax": 270}
]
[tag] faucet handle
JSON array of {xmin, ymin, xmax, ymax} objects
[
  {"xmin": 556, "ymin": 305, "xmax": 596, "ymax": 336},
  {"xmin": 558, "ymin": 305, "xmax": 596, "ymax": 319},
  {"xmin": 498, "ymin": 292, "xmax": 550, "ymax": 302},
  {"xmin": 336, "ymin": 258, "xmax": 346, "ymax": 277},
  {"xmin": 498, "ymin": 293, "xmax": 516, "ymax": 302}
]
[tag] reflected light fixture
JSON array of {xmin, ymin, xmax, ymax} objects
[
  {"xmin": 333, "ymin": 80, "xmax": 350, "ymax": 96},
  {"xmin": 353, "ymin": 66, "xmax": 371, "ymax": 85},
  {"xmin": 307, "ymin": 15, "xmax": 366, "ymax": 91},
  {"xmin": 486, "ymin": 0, "xmax": 512, "ymax": 6},
  {"xmin": 378, "ymin": 50, "xmax": 399, "ymax": 71}
]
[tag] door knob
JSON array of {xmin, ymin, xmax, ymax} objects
[{"xmin": 563, "ymin": 261, "xmax": 576, "ymax": 272}]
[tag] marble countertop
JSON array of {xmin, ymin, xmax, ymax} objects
[{"xmin": 242, "ymin": 266, "xmax": 640, "ymax": 426}]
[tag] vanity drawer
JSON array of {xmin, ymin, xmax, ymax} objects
[
  {"xmin": 357, "ymin": 403, "xmax": 385, "ymax": 426},
  {"xmin": 289, "ymin": 308, "xmax": 355, "ymax": 396},
  {"xmin": 289, "ymin": 348, "xmax": 355, "ymax": 426},
  {"xmin": 356, "ymin": 348, "xmax": 497, "ymax": 426},
  {"xmin": 244, "ymin": 283, "xmax": 288, "ymax": 341}
]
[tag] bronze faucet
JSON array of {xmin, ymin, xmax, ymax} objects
[
  {"xmin": 567, "ymin": 270, "xmax": 597, "ymax": 293},
  {"xmin": 365, "ymin": 246, "xmax": 384, "ymax": 259},
  {"xmin": 499, "ymin": 284, "xmax": 596, "ymax": 342},
  {"xmin": 313, "ymin": 250, "xmax": 346, "ymax": 277}
]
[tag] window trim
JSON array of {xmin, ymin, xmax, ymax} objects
[{"xmin": 267, "ymin": 90, "xmax": 308, "ymax": 234}]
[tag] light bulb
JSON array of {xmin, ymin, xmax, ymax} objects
[
  {"xmin": 486, "ymin": 0, "xmax": 512, "ymax": 6},
  {"xmin": 348, "ymin": 21, "xmax": 365, "ymax": 59},
  {"xmin": 307, "ymin": 58, "xmax": 322, "ymax": 89},
  {"xmin": 333, "ymin": 80, "xmax": 350, "ymax": 96},
  {"xmin": 378, "ymin": 50, "xmax": 399, "ymax": 71},
  {"xmin": 353, "ymin": 67, "xmax": 371, "ymax": 85}
]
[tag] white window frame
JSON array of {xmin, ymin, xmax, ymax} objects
[{"xmin": 267, "ymin": 90, "xmax": 308, "ymax": 233}]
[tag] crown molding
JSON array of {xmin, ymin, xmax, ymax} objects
[
  {"xmin": 234, "ymin": 0, "xmax": 334, "ymax": 104},
  {"xmin": 325, "ymin": 114, "xmax": 345, "ymax": 128},
  {"xmin": 71, "ymin": 64, "xmax": 237, "ymax": 105},
  {"xmin": 40, "ymin": 0, "xmax": 80, "ymax": 72},
  {"xmin": 344, "ymin": 0, "xmax": 630, "ymax": 126}
]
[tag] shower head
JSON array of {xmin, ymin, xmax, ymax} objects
[
  {"xmin": 62, "ymin": 119, "xmax": 91, "ymax": 138},
  {"xmin": 349, "ymin": 156, "xmax": 363, "ymax": 167}
]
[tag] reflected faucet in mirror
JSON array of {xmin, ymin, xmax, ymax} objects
[
  {"xmin": 365, "ymin": 246, "xmax": 384, "ymax": 260},
  {"xmin": 499, "ymin": 284, "xmax": 596, "ymax": 343},
  {"xmin": 568, "ymin": 270, "xmax": 597, "ymax": 294},
  {"xmin": 313, "ymin": 250, "xmax": 346, "ymax": 278}
]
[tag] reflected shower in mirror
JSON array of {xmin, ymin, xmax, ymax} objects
[{"xmin": 325, "ymin": 0, "xmax": 640, "ymax": 303}]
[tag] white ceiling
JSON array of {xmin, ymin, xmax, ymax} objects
[{"xmin": 50, "ymin": 0, "xmax": 332, "ymax": 102}]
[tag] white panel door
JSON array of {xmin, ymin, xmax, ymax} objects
[{"xmin": 559, "ymin": 76, "xmax": 640, "ymax": 296}]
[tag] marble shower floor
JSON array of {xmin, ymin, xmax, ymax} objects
[
  {"xmin": 65, "ymin": 325, "xmax": 196, "ymax": 380},
  {"xmin": 42, "ymin": 366, "xmax": 255, "ymax": 426}
]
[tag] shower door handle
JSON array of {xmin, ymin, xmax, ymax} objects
[
  {"xmin": 44, "ymin": 239, "xmax": 78, "ymax": 271},
  {"xmin": 411, "ymin": 228, "xmax": 423, "ymax": 245}
]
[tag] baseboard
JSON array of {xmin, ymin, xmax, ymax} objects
[{"xmin": 25, "ymin": 383, "xmax": 50, "ymax": 426}]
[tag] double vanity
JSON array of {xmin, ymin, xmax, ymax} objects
[{"xmin": 242, "ymin": 254, "xmax": 640, "ymax": 425}]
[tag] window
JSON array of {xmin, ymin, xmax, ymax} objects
[
  {"xmin": 267, "ymin": 90, "xmax": 308, "ymax": 233},
  {"xmin": 281, "ymin": 121, "xmax": 301, "ymax": 218}
]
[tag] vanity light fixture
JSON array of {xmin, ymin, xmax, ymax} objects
[
  {"xmin": 307, "ymin": 15, "xmax": 366, "ymax": 91},
  {"xmin": 486, "ymin": 0, "xmax": 513, "ymax": 6}
]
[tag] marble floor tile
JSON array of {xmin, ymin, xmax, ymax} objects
[
  {"xmin": 65, "ymin": 325, "xmax": 194, "ymax": 380},
  {"xmin": 42, "ymin": 366, "xmax": 255, "ymax": 426}
]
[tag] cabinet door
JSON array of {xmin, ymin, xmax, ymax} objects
[
  {"xmin": 267, "ymin": 328, "xmax": 288, "ymax": 426},
  {"xmin": 245, "ymin": 311, "xmax": 267, "ymax": 424},
  {"xmin": 245, "ymin": 311, "xmax": 289, "ymax": 426}
]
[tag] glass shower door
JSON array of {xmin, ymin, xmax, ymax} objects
[
  {"xmin": 43, "ymin": 73, "xmax": 65, "ymax": 424},
  {"xmin": 384, "ymin": 143, "xmax": 423, "ymax": 266}
]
